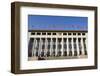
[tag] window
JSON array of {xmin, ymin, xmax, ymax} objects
[
  {"xmin": 68, "ymin": 33, "xmax": 71, "ymax": 35},
  {"xmin": 82, "ymin": 33, "xmax": 85, "ymax": 35},
  {"xmin": 42, "ymin": 32, "xmax": 46, "ymax": 35},
  {"xmin": 53, "ymin": 33, "xmax": 56, "ymax": 35},
  {"xmin": 78, "ymin": 33, "xmax": 81, "ymax": 35},
  {"xmin": 63, "ymin": 33, "xmax": 67, "ymax": 35},
  {"xmin": 37, "ymin": 32, "xmax": 41, "ymax": 35},
  {"xmin": 47, "ymin": 32, "xmax": 51, "ymax": 35},
  {"xmin": 31, "ymin": 32, "xmax": 35, "ymax": 35},
  {"xmin": 73, "ymin": 33, "xmax": 76, "ymax": 35}
]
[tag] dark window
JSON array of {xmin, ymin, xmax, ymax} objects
[
  {"xmin": 31, "ymin": 32, "xmax": 35, "ymax": 35},
  {"xmin": 37, "ymin": 32, "xmax": 41, "ymax": 35},
  {"xmin": 68, "ymin": 33, "xmax": 71, "ymax": 35},
  {"xmin": 47, "ymin": 33, "xmax": 51, "ymax": 35},
  {"xmin": 82, "ymin": 33, "xmax": 85, "ymax": 35},
  {"xmin": 53, "ymin": 33, "xmax": 56, "ymax": 35},
  {"xmin": 73, "ymin": 33, "xmax": 76, "ymax": 35},
  {"xmin": 42, "ymin": 32, "xmax": 46, "ymax": 35},
  {"xmin": 63, "ymin": 33, "xmax": 67, "ymax": 35},
  {"xmin": 78, "ymin": 33, "xmax": 81, "ymax": 35}
]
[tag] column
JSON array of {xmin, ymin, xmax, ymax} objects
[
  {"xmin": 32, "ymin": 38, "xmax": 35, "ymax": 56},
  {"xmin": 39, "ymin": 38, "xmax": 42, "ymax": 56},
  {"xmin": 61, "ymin": 37, "xmax": 63, "ymax": 56},
  {"xmin": 50, "ymin": 38, "xmax": 53, "ymax": 56},
  {"xmin": 85, "ymin": 38, "xmax": 87, "ymax": 51},
  {"xmin": 56, "ymin": 37, "xmax": 58, "ymax": 56},
  {"xmin": 45, "ymin": 38, "xmax": 48, "ymax": 57},
  {"xmin": 47, "ymin": 38, "xmax": 50, "ymax": 57},
  {"xmin": 67, "ymin": 38, "xmax": 69, "ymax": 56},
  {"xmin": 81, "ymin": 38, "xmax": 84, "ymax": 55},
  {"xmin": 85, "ymin": 33, "xmax": 88, "ymax": 54},
  {"xmin": 76, "ymin": 37, "xmax": 79, "ymax": 56},
  {"xmin": 28, "ymin": 38, "xmax": 33, "ymax": 57},
  {"xmin": 84, "ymin": 38, "xmax": 87, "ymax": 55},
  {"xmin": 71, "ymin": 37, "xmax": 74, "ymax": 56},
  {"xmin": 28, "ymin": 32, "xmax": 31, "ymax": 43}
]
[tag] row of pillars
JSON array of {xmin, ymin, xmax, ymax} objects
[{"xmin": 28, "ymin": 37, "xmax": 87, "ymax": 57}]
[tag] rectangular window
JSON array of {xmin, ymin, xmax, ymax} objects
[
  {"xmin": 47, "ymin": 33, "xmax": 51, "ymax": 35},
  {"xmin": 31, "ymin": 32, "xmax": 35, "ymax": 35},
  {"xmin": 78, "ymin": 33, "xmax": 81, "ymax": 35},
  {"xmin": 37, "ymin": 32, "xmax": 41, "ymax": 35},
  {"xmin": 42, "ymin": 32, "xmax": 46, "ymax": 35},
  {"xmin": 82, "ymin": 33, "xmax": 85, "ymax": 35},
  {"xmin": 63, "ymin": 33, "xmax": 67, "ymax": 35},
  {"xmin": 53, "ymin": 33, "xmax": 56, "ymax": 35},
  {"xmin": 68, "ymin": 33, "xmax": 71, "ymax": 35},
  {"xmin": 73, "ymin": 33, "xmax": 76, "ymax": 35}
]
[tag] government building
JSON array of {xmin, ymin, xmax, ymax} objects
[{"xmin": 28, "ymin": 30, "xmax": 88, "ymax": 60}]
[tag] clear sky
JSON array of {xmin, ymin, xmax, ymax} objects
[{"xmin": 28, "ymin": 15, "xmax": 88, "ymax": 31}]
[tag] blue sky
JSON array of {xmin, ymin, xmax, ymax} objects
[{"xmin": 28, "ymin": 15, "xmax": 88, "ymax": 31}]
